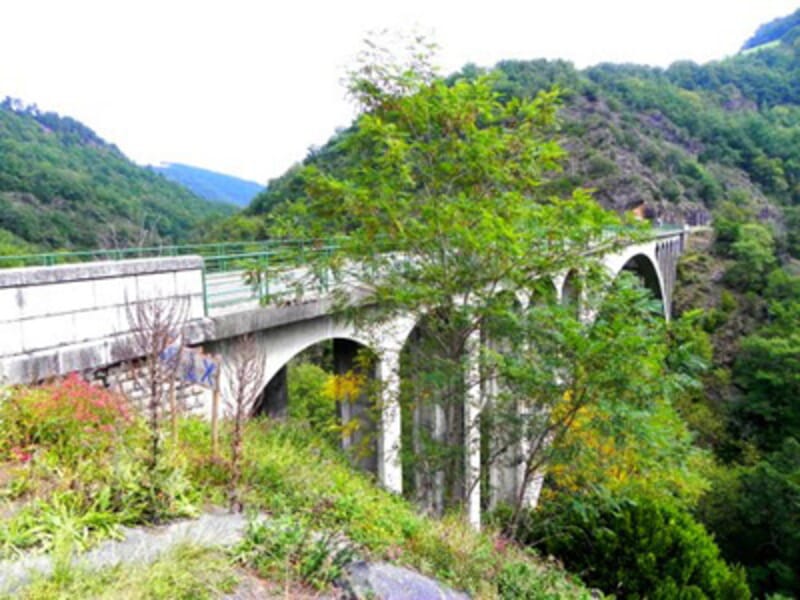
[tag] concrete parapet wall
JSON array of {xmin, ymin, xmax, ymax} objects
[{"xmin": 0, "ymin": 257, "xmax": 208, "ymax": 384}]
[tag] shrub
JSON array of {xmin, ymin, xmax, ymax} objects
[
  {"xmin": 0, "ymin": 377, "xmax": 199, "ymax": 558},
  {"xmin": 515, "ymin": 493, "xmax": 751, "ymax": 599},
  {"xmin": 698, "ymin": 440, "xmax": 800, "ymax": 598},
  {"xmin": 0, "ymin": 373, "xmax": 132, "ymax": 464},
  {"xmin": 287, "ymin": 361, "xmax": 339, "ymax": 447}
]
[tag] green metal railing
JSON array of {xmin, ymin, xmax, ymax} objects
[
  {"xmin": 0, "ymin": 237, "xmax": 345, "ymax": 315},
  {"xmin": 0, "ymin": 226, "xmax": 692, "ymax": 314},
  {"xmin": 0, "ymin": 239, "xmax": 304, "ymax": 269},
  {"xmin": 202, "ymin": 241, "xmax": 341, "ymax": 311}
]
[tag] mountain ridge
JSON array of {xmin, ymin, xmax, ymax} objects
[
  {"xmin": 0, "ymin": 98, "xmax": 233, "ymax": 252},
  {"xmin": 150, "ymin": 162, "xmax": 263, "ymax": 208}
]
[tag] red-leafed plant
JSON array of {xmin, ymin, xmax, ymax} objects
[{"xmin": 0, "ymin": 373, "xmax": 134, "ymax": 465}]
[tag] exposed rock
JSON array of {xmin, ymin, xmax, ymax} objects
[
  {"xmin": 340, "ymin": 561, "xmax": 469, "ymax": 600},
  {"xmin": 0, "ymin": 511, "xmax": 248, "ymax": 594}
]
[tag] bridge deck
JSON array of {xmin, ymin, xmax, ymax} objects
[{"xmin": 0, "ymin": 227, "xmax": 701, "ymax": 320}]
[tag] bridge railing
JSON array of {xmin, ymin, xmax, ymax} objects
[
  {"xmin": 0, "ymin": 226, "xmax": 692, "ymax": 314},
  {"xmin": 0, "ymin": 240, "xmax": 306, "ymax": 269},
  {"xmin": 202, "ymin": 240, "xmax": 342, "ymax": 312}
]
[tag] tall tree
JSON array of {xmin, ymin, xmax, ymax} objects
[{"xmin": 270, "ymin": 35, "xmax": 646, "ymax": 521}]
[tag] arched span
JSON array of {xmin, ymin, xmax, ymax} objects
[
  {"xmin": 218, "ymin": 310, "xmax": 415, "ymax": 386},
  {"xmin": 614, "ymin": 253, "xmax": 666, "ymax": 313},
  {"xmin": 246, "ymin": 317, "xmax": 375, "ymax": 387},
  {"xmin": 560, "ymin": 269, "xmax": 582, "ymax": 316}
]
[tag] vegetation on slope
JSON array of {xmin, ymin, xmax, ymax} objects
[
  {"xmin": 0, "ymin": 99, "xmax": 233, "ymax": 252},
  {"xmin": 673, "ymin": 211, "xmax": 800, "ymax": 597},
  {"xmin": 742, "ymin": 7, "xmax": 800, "ymax": 50},
  {"xmin": 207, "ymin": 14, "xmax": 800, "ymax": 253},
  {"xmin": 0, "ymin": 376, "xmax": 591, "ymax": 598}
]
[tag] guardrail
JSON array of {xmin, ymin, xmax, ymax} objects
[
  {"xmin": 0, "ymin": 239, "xmax": 321, "ymax": 269},
  {"xmin": 0, "ymin": 226, "xmax": 694, "ymax": 314},
  {"xmin": 202, "ymin": 241, "xmax": 341, "ymax": 311}
]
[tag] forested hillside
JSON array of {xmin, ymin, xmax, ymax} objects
[
  {"xmin": 0, "ymin": 99, "xmax": 233, "ymax": 252},
  {"xmin": 225, "ymin": 12, "xmax": 800, "ymax": 243},
  {"xmin": 742, "ymin": 6, "xmax": 800, "ymax": 50},
  {"xmin": 201, "ymin": 13, "xmax": 800, "ymax": 598},
  {"xmin": 151, "ymin": 162, "xmax": 263, "ymax": 207}
]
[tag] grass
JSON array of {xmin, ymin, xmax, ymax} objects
[
  {"xmin": 230, "ymin": 418, "xmax": 592, "ymax": 598},
  {"xmin": 3, "ymin": 545, "xmax": 238, "ymax": 600},
  {"xmin": 0, "ymin": 378, "xmax": 593, "ymax": 598}
]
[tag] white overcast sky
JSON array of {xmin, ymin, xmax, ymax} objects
[{"xmin": 0, "ymin": 1, "xmax": 797, "ymax": 184}]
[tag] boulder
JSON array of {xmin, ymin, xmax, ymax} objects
[{"xmin": 341, "ymin": 561, "xmax": 469, "ymax": 600}]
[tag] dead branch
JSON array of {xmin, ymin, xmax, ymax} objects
[{"xmin": 223, "ymin": 334, "xmax": 267, "ymax": 512}]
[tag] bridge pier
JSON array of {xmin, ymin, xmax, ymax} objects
[
  {"xmin": 376, "ymin": 347, "xmax": 402, "ymax": 494},
  {"xmin": 465, "ymin": 328, "xmax": 483, "ymax": 528}
]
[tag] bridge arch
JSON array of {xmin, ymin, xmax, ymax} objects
[
  {"xmin": 213, "ymin": 314, "xmax": 414, "ymax": 478},
  {"xmin": 604, "ymin": 245, "xmax": 667, "ymax": 318},
  {"xmin": 560, "ymin": 269, "xmax": 582, "ymax": 312}
]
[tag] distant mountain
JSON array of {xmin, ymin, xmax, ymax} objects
[
  {"xmin": 0, "ymin": 98, "xmax": 233, "ymax": 251},
  {"xmin": 151, "ymin": 162, "xmax": 263, "ymax": 207}
]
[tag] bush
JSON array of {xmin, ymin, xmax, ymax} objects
[
  {"xmin": 698, "ymin": 440, "xmax": 800, "ymax": 598},
  {"xmin": 0, "ymin": 376, "xmax": 199, "ymax": 557},
  {"xmin": 0, "ymin": 373, "xmax": 132, "ymax": 465},
  {"xmin": 515, "ymin": 493, "xmax": 750, "ymax": 599},
  {"xmin": 287, "ymin": 361, "xmax": 339, "ymax": 447}
]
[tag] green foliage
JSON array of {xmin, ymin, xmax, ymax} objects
[
  {"xmin": 505, "ymin": 276, "xmax": 711, "ymax": 512},
  {"xmin": 733, "ymin": 333, "xmax": 800, "ymax": 451},
  {"xmin": 286, "ymin": 361, "xmax": 339, "ymax": 446},
  {"xmin": 725, "ymin": 223, "xmax": 777, "ymax": 290},
  {"xmin": 267, "ymin": 36, "xmax": 648, "ymax": 516},
  {"xmin": 195, "ymin": 213, "xmax": 268, "ymax": 243},
  {"xmin": 516, "ymin": 492, "xmax": 750, "ymax": 600},
  {"xmin": 6, "ymin": 544, "xmax": 238, "ymax": 600},
  {"xmin": 0, "ymin": 373, "xmax": 132, "ymax": 466},
  {"xmin": 496, "ymin": 557, "xmax": 585, "ymax": 600},
  {"xmin": 0, "ymin": 377, "xmax": 199, "ymax": 559},
  {"xmin": 0, "ymin": 229, "xmax": 36, "ymax": 259},
  {"xmin": 234, "ymin": 516, "xmax": 356, "ymax": 590},
  {"xmin": 0, "ymin": 99, "xmax": 233, "ymax": 250},
  {"xmin": 698, "ymin": 439, "xmax": 800, "ymax": 598}
]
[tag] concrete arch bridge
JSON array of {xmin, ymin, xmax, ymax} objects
[{"xmin": 0, "ymin": 228, "xmax": 694, "ymax": 526}]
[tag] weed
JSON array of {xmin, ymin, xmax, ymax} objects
[{"xmin": 234, "ymin": 516, "xmax": 356, "ymax": 590}]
